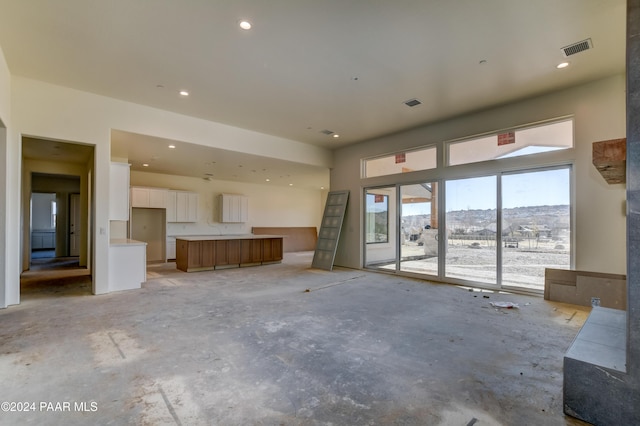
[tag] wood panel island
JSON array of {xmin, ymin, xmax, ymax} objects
[{"xmin": 175, "ymin": 235, "xmax": 283, "ymax": 272}]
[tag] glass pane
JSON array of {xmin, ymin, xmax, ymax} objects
[
  {"xmin": 501, "ymin": 168, "xmax": 571, "ymax": 291},
  {"xmin": 445, "ymin": 176, "xmax": 497, "ymax": 284},
  {"xmin": 364, "ymin": 146, "xmax": 437, "ymax": 178},
  {"xmin": 365, "ymin": 187, "xmax": 397, "ymax": 271},
  {"xmin": 400, "ymin": 182, "xmax": 438, "ymax": 276},
  {"xmin": 448, "ymin": 119, "xmax": 573, "ymax": 166}
]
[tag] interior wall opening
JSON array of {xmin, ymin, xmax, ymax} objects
[{"xmin": 21, "ymin": 137, "xmax": 95, "ymax": 300}]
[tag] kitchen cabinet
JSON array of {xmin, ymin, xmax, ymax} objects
[
  {"xmin": 176, "ymin": 235, "xmax": 283, "ymax": 272},
  {"xmin": 32, "ymin": 231, "xmax": 55, "ymax": 249},
  {"xmin": 176, "ymin": 239, "xmax": 215, "ymax": 271},
  {"xmin": 220, "ymin": 194, "xmax": 248, "ymax": 223},
  {"xmin": 110, "ymin": 162, "xmax": 130, "ymax": 220},
  {"xmin": 109, "ymin": 239, "xmax": 147, "ymax": 291},
  {"xmin": 215, "ymin": 239, "xmax": 241, "ymax": 267},
  {"xmin": 166, "ymin": 237, "xmax": 176, "ymax": 260},
  {"xmin": 167, "ymin": 190, "xmax": 198, "ymax": 222},
  {"xmin": 131, "ymin": 187, "xmax": 167, "ymax": 208},
  {"xmin": 262, "ymin": 237, "xmax": 283, "ymax": 263},
  {"xmin": 240, "ymin": 239, "xmax": 262, "ymax": 266}
]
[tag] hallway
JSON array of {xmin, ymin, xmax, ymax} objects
[{"xmin": 20, "ymin": 256, "xmax": 91, "ymax": 300}]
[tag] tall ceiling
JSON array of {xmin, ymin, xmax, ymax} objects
[{"xmin": 0, "ymin": 0, "xmax": 627, "ymax": 186}]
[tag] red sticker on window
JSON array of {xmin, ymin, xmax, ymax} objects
[{"xmin": 498, "ymin": 132, "xmax": 515, "ymax": 146}]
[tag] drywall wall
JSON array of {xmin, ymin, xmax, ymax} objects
[
  {"xmin": 0, "ymin": 45, "xmax": 10, "ymax": 308},
  {"xmin": 130, "ymin": 170, "xmax": 325, "ymax": 237},
  {"xmin": 332, "ymin": 74, "xmax": 627, "ymax": 276},
  {"xmin": 0, "ymin": 46, "xmax": 9, "ymax": 123}
]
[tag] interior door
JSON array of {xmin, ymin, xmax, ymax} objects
[{"xmin": 70, "ymin": 193, "xmax": 81, "ymax": 257}]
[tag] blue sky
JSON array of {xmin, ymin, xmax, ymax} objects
[{"xmin": 401, "ymin": 168, "xmax": 570, "ymax": 215}]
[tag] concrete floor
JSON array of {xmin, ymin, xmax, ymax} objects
[{"xmin": 4, "ymin": 252, "xmax": 592, "ymax": 425}]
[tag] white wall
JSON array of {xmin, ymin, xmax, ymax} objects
[
  {"xmin": 7, "ymin": 76, "xmax": 332, "ymax": 302},
  {"xmin": 130, "ymin": 171, "xmax": 325, "ymax": 237},
  {"xmin": 332, "ymin": 74, "xmax": 627, "ymax": 276},
  {"xmin": 0, "ymin": 46, "xmax": 9, "ymax": 123},
  {"xmin": 0, "ymin": 45, "xmax": 11, "ymax": 308}
]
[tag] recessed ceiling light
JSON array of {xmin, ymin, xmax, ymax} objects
[
  {"xmin": 142, "ymin": 163, "xmax": 149, "ymax": 167},
  {"xmin": 333, "ymin": 134, "xmax": 340, "ymax": 138},
  {"xmin": 239, "ymin": 20, "xmax": 252, "ymax": 30},
  {"xmin": 265, "ymin": 178, "xmax": 270, "ymax": 182},
  {"xmin": 557, "ymin": 62, "xmax": 570, "ymax": 69},
  {"xmin": 168, "ymin": 144, "xmax": 176, "ymax": 149},
  {"xmin": 179, "ymin": 90, "xmax": 189, "ymax": 96},
  {"xmin": 320, "ymin": 186, "xmax": 325, "ymax": 190},
  {"xmin": 289, "ymin": 183, "xmax": 293, "ymax": 186}
]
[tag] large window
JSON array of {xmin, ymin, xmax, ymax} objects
[
  {"xmin": 365, "ymin": 192, "xmax": 389, "ymax": 244},
  {"xmin": 363, "ymin": 146, "xmax": 437, "ymax": 178},
  {"xmin": 365, "ymin": 187, "xmax": 397, "ymax": 270},
  {"xmin": 400, "ymin": 182, "xmax": 439, "ymax": 276},
  {"xmin": 363, "ymin": 117, "xmax": 573, "ymax": 293},
  {"xmin": 501, "ymin": 168, "xmax": 571, "ymax": 291},
  {"xmin": 448, "ymin": 119, "xmax": 573, "ymax": 166},
  {"xmin": 445, "ymin": 176, "xmax": 497, "ymax": 284}
]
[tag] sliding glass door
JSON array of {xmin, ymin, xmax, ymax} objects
[
  {"xmin": 445, "ymin": 176, "xmax": 497, "ymax": 285},
  {"xmin": 501, "ymin": 168, "xmax": 571, "ymax": 291},
  {"xmin": 400, "ymin": 182, "xmax": 438, "ymax": 276},
  {"xmin": 363, "ymin": 167, "xmax": 571, "ymax": 292},
  {"xmin": 364, "ymin": 187, "xmax": 397, "ymax": 270}
]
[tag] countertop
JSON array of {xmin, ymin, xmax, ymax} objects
[
  {"xmin": 109, "ymin": 238, "xmax": 148, "ymax": 246},
  {"xmin": 175, "ymin": 234, "xmax": 283, "ymax": 241}
]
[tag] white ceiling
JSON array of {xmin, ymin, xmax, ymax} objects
[{"xmin": 1, "ymin": 0, "xmax": 627, "ymax": 187}]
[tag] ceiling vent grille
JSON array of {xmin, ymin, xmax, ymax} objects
[
  {"xmin": 561, "ymin": 38, "xmax": 593, "ymax": 57},
  {"xmin": 404, "ymin": 98, "xmax": 422, "ymax": 107},
  {"xmin": 320, "ymin": 129, "xmax": 334, "ymax": 135}
]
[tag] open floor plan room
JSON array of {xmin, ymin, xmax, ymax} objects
[{"xmin": 6, "ymin": 253, "xmax": 589, "ymax": 425}]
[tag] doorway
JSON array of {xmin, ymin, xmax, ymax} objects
[
  {"xmin": 21, "ymin": 137, "xmax": 94, "ymax": 299},
  {"xmin": 30, "ymin": 192, "xmax": 57, "ymax": 260}
]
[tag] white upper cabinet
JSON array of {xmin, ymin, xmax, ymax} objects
[
  {"xmin": 167, "ymin": 190, "xmax": 198, "ymax": 222},
  {"xmin": 110, "ymin": 162, "xmax": 130, "ymax": 220},
  {"xmin": 220, "ymin": 194, "xmax": 248, "ymax": 223},
  {"xmin": 149, "ymin": 188, "xmax": 167, "ymax": 208},
  {"xmin": 131, "ymin": 187, "xmax": 168, "ymax": 208}
]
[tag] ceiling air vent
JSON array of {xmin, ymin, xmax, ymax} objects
[
  {"xmin": 404, "ymin": 98, "xmax": 422, "ymax": 107},
  {"xmin": 561, "ymin": 38, "xmax": 593, "ymax": 57},
  {"xmin": 320, "ymin": 129, "xmax": 334, "ymax": 136}
]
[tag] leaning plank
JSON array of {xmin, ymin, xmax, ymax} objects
[{"xmin": 312, "ymin": 191, "xmax": 349, "ymax": 271}]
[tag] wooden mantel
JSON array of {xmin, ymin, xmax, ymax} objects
[{"xmin": 592, "ymin": 138, "xmax": 626, "ymax": 184}]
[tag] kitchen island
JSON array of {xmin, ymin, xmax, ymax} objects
[{"xmin": 175, "ymin": 234, "xmax": 283, "ymax": 272}]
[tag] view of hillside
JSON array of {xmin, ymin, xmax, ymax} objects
[{"xmin": 401, "ymin": 204, "xmax": 570, "ymax": 243}]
